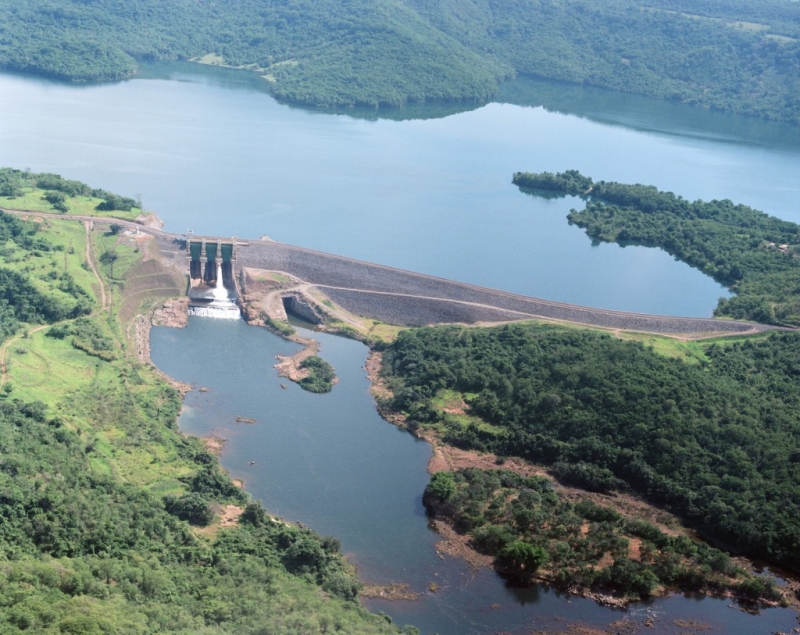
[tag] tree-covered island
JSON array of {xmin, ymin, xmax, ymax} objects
[{"xmin": 1, "ymin": 0, "xmax": 799, "ymax": 123}]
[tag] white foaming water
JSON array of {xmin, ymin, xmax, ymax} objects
[{"xmin": 189, "ymin": 263, "xmax": 240, "ymax": 319}]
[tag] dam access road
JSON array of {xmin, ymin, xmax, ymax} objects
[{"xmin": 3, "ymin": 209, "xmax": 780, "ymax": 338}]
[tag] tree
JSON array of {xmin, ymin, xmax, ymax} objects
[
  {"xmin": 164, "ymin": 493, "xmax": 214, "ymax": 526},
  {"xmin": 498, "ymin": 541, "xmax": 548, "ymax": 576}
]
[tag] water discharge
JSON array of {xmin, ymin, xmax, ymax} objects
[{"xmin": 188, "ymin": 263, "xmax": 240, "ymax": 319}]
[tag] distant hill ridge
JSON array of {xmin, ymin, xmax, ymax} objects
[{"xmin": 1, "ymin": 0, "xmax": 799, "ymax": 123}]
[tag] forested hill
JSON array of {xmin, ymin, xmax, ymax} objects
[
  {"xmin": 381, "ymin": 323, "xmax": 800, "ymax": 575},
  {"xmin": 1, "ymin": 1, "xmax": 799, "ymax": 123}
]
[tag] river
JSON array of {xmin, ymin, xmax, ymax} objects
[
  {"xmin": 150, "ymin": 319, "xmax": 798, "ymax": 635},
  {"xmin": 3, "ymin": 64, "xmax": 800, "ymax": 633}
]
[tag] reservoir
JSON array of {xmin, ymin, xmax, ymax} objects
[
  {"xmin": 4, "ymin": 65, "xmax": 800, "ymax": 632},
  {"xmin": 2, "ymin": 63, "xmax": 800, "ymax": 316}
]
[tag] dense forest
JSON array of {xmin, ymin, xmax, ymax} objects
[
  {"xmin": 381, "ymin": 323, "xmax": 800, "ymax": 576},
  {"xmin": 1, "ymin": 0, "xmax": 799, "ymax": 122},
  {"xmin": 513, "ymin": 170, "xmax": 800, "ymax": 326},
  {"xmin": 0, "ymin": 198, "xmax": 407, "ymax": 632},
  {"xmin": 424, "ymin": 469, "xmax": 784, "ymax": 603}
]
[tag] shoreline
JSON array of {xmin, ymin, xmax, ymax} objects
[
  {"xmin": 136, "ymin": 270, "xmax": 800, "ymax": 613},
  {"xmin": 139, "ymin": 292, "xmax": 800, "ymax": 612}
]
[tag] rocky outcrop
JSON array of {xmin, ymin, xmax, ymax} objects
[{"xmin": 151, "ymin": 297, "xmax": 189, "ymax": 328}]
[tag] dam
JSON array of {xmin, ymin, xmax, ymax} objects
[
  {"xmin": 146, "ymin": 225, "xmax": 773, "ymax": 337},
  {"xmin": 0, "ymin": 209, "xmax": 779, "ymax": 337}
]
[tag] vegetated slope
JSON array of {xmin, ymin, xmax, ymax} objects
[
  {"xmin": 0, "ymin": 206, "xmax": 405, "ymax": 633},
  {"xmin": 424, "ymin": 469, "xmax": 785, "ymax": 603},
  {"xmin": 0, "ymin": 0, "xmax": 502, "ymax": 107},
  {"xmin": 0, "ymin": 167, "xmax": 142, "ymax": 219},
  {"xmin": 407, "ymin": 0, "xmax": 800, "ymax": 122},
  {"xmin": 1, "ymin": 0, "xmax": 799, "ymax": 121},
  {"xmin": 513, "ymin": 170, "xmax": 800, "ymax": 326},
  {"xmin": 380, "ymin": 323, "xmax": 800, "ymax": 575},
  {"xmin": 0, "ymin": 211, "xmax": 93, "ymax": 341}
]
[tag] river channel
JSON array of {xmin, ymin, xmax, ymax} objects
[
  {"xmin": 150, "ymin": 318, "xmax": 798, "ymax": 635},
  {"xmin": 3, "ymin": 65, "xmax": 800, "ymax": 633}
]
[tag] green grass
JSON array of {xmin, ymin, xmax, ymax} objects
[
  {"xmin": 1, "ymin": 188, "xmax": 141, "ymax": 220},
  {"xmin": 512, "ymin": 317, "xmax": 771, "ymax": 365},
  {"xmin": 429, "ymin": 389, "xmax": 503, "ymax": 435},
  {"xmin": 0, "ymin": 218, "xmax": 97, "ymax": 312},
  {"xmin": 0, "ymin": 217, "xmax": 195, "ymax": 493},
  {"xmin": 366, "ymin": 322, "xmax": 406, "ymax": 343}
]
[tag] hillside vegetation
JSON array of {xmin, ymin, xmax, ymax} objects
[
  {"xmin": 513, "ymin": 170, "xmax": 800, "ymax": 326},
  {"xmin": 1, "ymin": 0, "xmax": 799, "ymax": 122},
  {"xmin": 0, "ymin": 168, "xmax": 142, "ymax": 221},
  {"xmin": 424, "ymin": 468, "xmax": 785, "ymax": 603},
  {"xmin": 381, "ymin": 323, "xmax": 800, "ymax": 577},
  {"xmin": 0, "ymin": 186, "xmax": 407, "ymax": 633}
]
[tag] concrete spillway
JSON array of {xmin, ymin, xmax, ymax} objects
[{"xmin": 187, "ymin": 239, "xmax": 240, "ymax": 319}]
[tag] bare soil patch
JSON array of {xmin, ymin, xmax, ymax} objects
[
  {"xmin": 274, "ymin": 335, "xmax": 320, "ymax": 382},
  {"xmin": 430, "ymin": 518, "xmax": 494, "ymax": 570},
  {"xmin": 219, "ymin": 504, "xmax": 244, "ymax": 527},
  {"xmin": 201, "ymin": 436, "xmax": 227, "ymax": 457},
  {"xmin": 365, "ymin": 351, "xmax": 407, "ymax": 426},
  {"xmin": 152, "ymin": 297, "xmax": 189, "ymax": 328}
]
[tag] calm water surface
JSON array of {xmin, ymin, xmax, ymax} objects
[
  {"xmin": 2, "ymin": 63, "xmax": 799, "ymax": 315},
  {"xmin": 151, "ymin": 319, "xmax": 798, "ymax": 635}
]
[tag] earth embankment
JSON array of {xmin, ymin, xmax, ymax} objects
[{"xmin": 229, "ymin": 240, "xmax": 770, "ymax": 336}]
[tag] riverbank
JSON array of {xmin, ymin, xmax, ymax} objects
[{"xmin": 366, "ymin": 343, "xmax": 800, "ymax": 612}]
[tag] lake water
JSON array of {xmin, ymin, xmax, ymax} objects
[
  {"xmin": 4, "ymin": 64, "xmax": 800, "ymax": 633},
  {"xmin": 2, "ymin": 63, "xmax": 800, "ymax": 316}
]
